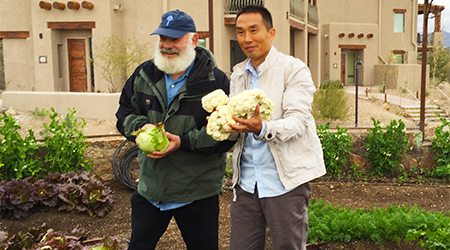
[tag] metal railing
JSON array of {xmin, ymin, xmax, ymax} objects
[
  {"xmin": 289, "ymin": 0, "xmax": 305, "ymax": 20},
  {"xmin": 224, "ymin": 0, "xmax": 264, "ymax": 14},
  {"xmin": 308, "ymin": 3, "xmax": 318, "ymax": 27}
]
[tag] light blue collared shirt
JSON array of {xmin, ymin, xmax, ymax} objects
[
  {"xmin": 239, "ymin": 60, "xmax": 293, "ymax": 198},
  {"xmin": 148, "ymin": 60, "xmax": 195, "ymax": 211}
]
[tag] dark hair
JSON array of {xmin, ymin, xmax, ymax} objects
[{"xmin": 236, "ymin": 5, "xmax": 273, "ymax": 30}]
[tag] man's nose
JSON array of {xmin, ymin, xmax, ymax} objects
[{"xmin": 244, "ymin": 32, "xmax": 253, "ymax": 43}]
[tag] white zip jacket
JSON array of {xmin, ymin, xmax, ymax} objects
[{"xmin": 230, "ymin": 46, "xmax": 326, "ymax": 191}]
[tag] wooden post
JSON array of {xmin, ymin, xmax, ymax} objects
[
  {"xmin": 420, "ymin": 0, "xmax": 433, "ymax": 136},
  {"xmin": 68, "ymin": 1, "xmax": 80, "ymax": 10},
  {"xmin": 39, "ymin": 1, "xmax": 51, "ymax": 10},
  {"xmin": 53, "ymin": 2, "xmax": 66, "ymax": 10},
  {"xmin": 208, "ymin": 0, "xmax": 214, "ymax": 54},
  {"xmin": 82, "ymin": 1, "xmax": 94, "ymax": 10}
]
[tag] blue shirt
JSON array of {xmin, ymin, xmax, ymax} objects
[
  {"xmin": 148, "ymin": 60, "xmax": 195, "ymax": 211},
  {"xmin": 239, "ymin": 60, "xmax": 293, "ymax": 198}
]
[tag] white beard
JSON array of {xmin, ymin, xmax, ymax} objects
[{"xmin": 153, "ymin": 40, "xmax": 196, "ymax": 75}]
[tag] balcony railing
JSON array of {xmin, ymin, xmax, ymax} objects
[
  {"xmin": 308, "ymin": 3, "xmax": 318, "ymax": 27},
  {"xmin": 224, "ymin": 0, "xmax": 264, "ymax": 14},
  {"xmin": 290, "ymin": 0, "xmax": 305, "ymax": 20},
  {"xmin": 289, "ymin": 0, "xmax": 318, "ymax": 27}
]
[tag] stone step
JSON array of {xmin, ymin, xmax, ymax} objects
[{"xmin": 402, "ymin": 104, "xmax": 448, "ymax": 123}]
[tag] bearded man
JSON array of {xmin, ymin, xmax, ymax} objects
[{"xmin": 115, "ymin": 10, "xmax": 234, "ymax": 250}]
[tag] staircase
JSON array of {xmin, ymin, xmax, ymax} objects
[{"xmin": 402, "ymin": 105, "xmax": 448, "ymax": 122}]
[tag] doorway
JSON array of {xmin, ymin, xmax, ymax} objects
[
  {"xmin": 68, "ymin": 38, "xmax": 88, "ymax": 92},
  {"xmin": 340, "ymin": 49, "xmax": 364, "ymax": 85}
]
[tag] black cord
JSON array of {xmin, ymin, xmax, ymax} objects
[{"xmin": 112, "ymin": 139, "xmax": 139, "ymax": 190}]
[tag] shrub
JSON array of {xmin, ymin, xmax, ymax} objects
[
  {"xmin": 365, "ymin": 118, "xmax": 409, "ymax": 176},
  {"xmin": 319, "ymin": 80, "xmax": 344, "ymax": 89},
  {"xmin": 430, "ymin": 117, "xmax": 450, "ymax": 179},
  {"xmin": 317, "ymin": 123, "xmax": 353, "ymax": 176},
  {"xmin": 312, "ymin": 81, "xmax": 351, "ymax": 122},
  {"xmin": 0, "ymin": 112, "xmax": 44, "ymax": 180}
]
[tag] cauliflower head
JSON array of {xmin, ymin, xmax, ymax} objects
[
  {"xmin": 206, "ymin": 105, "xmax": 236, "ymax": 141},
  {"xmin": 201, "ymin": 89, "xmax": 229, "ymax": 113},
  {"xmin": 228, "ymin": 89, "xmax": 274, "ymax": 120}
]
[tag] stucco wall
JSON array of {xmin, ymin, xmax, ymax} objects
[{"xmin": 2, "ymin": 91, "xmax": 120, "ymax": 120}]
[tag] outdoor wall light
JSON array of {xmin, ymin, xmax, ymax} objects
[
  {"xmin": 82, "ymin": 1, "xmax": 94, "ymax": 9},
  {"xmin": 68, "ymin": 1, "xmax": 80, "ymax": 10},
  {"xmin": 338, "ymin": 33, "xmax": 345, "ymax": 38},
  {"xmin": 39, "ymin": 1, "xmax": 52, "ymax": 10},
  {"xmin": 53, "ymin": 2, "xmax": 66, "ymax": 10},
  {"xmin": 39, "ymin": 56, "xmax": 47, "ymax": 64}
]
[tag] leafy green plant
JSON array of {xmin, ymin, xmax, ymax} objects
[
  {"xmin": 308, "ymin": 198, "xmax": 450, "ymax": 247},
  {"xmin": 317, "ymin": 123, "xmax": 353, "ymax": 176},
  {"xmin": 0, "ymin": 171, "xmax": 114, "ymax": 220},
  {"xmin": 312, "ymin": 81, "xmax": 351, "ymax": 122},
  {"xmin": 406, "ymin": 226, "xmax": 450, "ymax": 249},
  {"xmin": 0, "ymin": 112, "xmax": 44, "ymax": 180},
  {"xmin": 0, "ymin": 224, "xmax": 125, "ymax": 250},
  {"xmin": 42, "ymin": 108, "xmax": 93, "ymax": 174},
  {"xmin": 32, "ymin": 107, "xmax": 50, "ymax": 120},
  {"xmin": 430, "ymin": 117, "xmax": 450, "ymax": 179},
  {"xmin": 365, "ymin": 118, "xmax": 409, "ymax": 176}
]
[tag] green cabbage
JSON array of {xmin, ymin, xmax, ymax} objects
[{"xmin": 133, "ymin": 123, "xmax": 169, "ymax": 154}]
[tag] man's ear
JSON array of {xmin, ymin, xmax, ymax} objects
[
  {"xmin": 269, "ymin": 28, "xmax": 276, "ymax": 41},
  {"xmin": 192, "ymin": 33, "xmax": 199, "ymax": 47}
]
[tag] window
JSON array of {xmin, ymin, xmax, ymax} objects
[
  {"xmin": 393, "ymin": 9, "xmax": 406, "ymax": 33},
  {"xmin": 392, "ymin": 50, "xmax": 405, "ymax": 64}
]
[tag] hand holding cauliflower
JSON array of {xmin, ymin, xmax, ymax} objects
[
  {"xmin": 228, "ymin": 89, "xmax": 274, "ymax": 121},
  {"xmin": 202, "ymin": 89, "xmax": 275, "ymax": 141}
]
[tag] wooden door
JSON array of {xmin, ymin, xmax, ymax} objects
[
  {"xmin": 340, "ymin": 54, "xmax": 346, "ymax": 84},
  {"xmin": 68, "ymin": 39, "xmax": 87, "ymax": 92}
]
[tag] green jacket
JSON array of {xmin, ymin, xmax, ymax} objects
[{"xmin": 116, "ymin": 47, "xmax": 235, "ymax": 204}]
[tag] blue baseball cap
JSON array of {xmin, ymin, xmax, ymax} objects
[{"xmin": 151, "ymin": 10, "xmax": 196, "ymax": 38}]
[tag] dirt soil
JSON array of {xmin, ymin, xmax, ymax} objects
[{"xmin": 1, "ymin": 87, "xmax": 450, "ymax": 250}]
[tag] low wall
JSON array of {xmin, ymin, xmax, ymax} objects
[
  {"xmin": 86, "ymin": 131, "xmax": 436, "ymax": 183},
  {"xmin": 2, "ymin": 91, "xmax": 121, "ymax": 120}
]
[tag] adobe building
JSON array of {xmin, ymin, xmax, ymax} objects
[{"xmin": 0, "ymin": 0, "xmax": 444, "ymax": 119}]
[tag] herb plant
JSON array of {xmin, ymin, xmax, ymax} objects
[
  {"xmin": 317, "ymin": 123, "xmax": 353, "ymax": 176},
  {"xmin": 365, "ymin": 118, "xmax": 409, "ymax": 176},
  {"xmin": 308, "ymin": 198, "xmax": 450, "ymax": 247}
]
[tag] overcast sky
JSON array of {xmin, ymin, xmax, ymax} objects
[{"xmin": 417, "ymin": 0, "xmax": 449, "ymax": 33}]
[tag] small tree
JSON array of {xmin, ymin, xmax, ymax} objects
[
  {"xmin": 94, "ymin": 36, "xmax": 149, "ymax": 92},
  {"xmin": 428, "ymin": 44, "xmax": 450, "ymax": 86},
  {"xmin": 312, "ymin": 80, "xmax": 351, "ymax": 122},
  {"xmin": 0, "ymin": 39, "xmax": 5, "ymax": 90}
]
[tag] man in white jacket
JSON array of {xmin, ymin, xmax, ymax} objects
[{"xmin": 227, "ymin": 5, "xmax": 326, "ymax": 250}]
